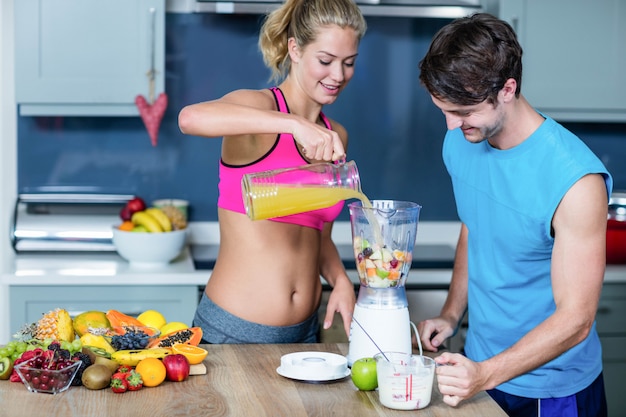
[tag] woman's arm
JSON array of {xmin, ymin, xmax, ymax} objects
[
  {"xmin": 318, "ymin": 222, "xmax": 356, "ymax": 337},
  {"xmin": 178, "ymin": 89, "xmax": 346, "ymax": 161}
]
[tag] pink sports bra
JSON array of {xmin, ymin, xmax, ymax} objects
[{"xmin": 217, "ymin": 87, "xmax": 345, "ymax": 231}]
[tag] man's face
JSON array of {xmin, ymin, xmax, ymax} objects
[{"xmin": 431, "ymin": 95, "xmax": 506, "ymax": 146}]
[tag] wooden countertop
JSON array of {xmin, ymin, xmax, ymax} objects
[{"xmin": 0, "ymin": 343, "xmax": 506, "ymax": 417}]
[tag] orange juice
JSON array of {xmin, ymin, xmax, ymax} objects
[
  {"xmin": 242, "ymin": 161, "xmax": 363, "ymax": 221},
  {"xmin": 245, "ymin": 185, "xmax": 370, "ymax": 221}
]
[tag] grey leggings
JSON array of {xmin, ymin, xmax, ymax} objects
[{"xmin": 193, "ymin": 293, "xmax": 319, "ymax": 344}]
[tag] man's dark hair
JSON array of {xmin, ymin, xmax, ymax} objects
[{"xmin": 419, "ymin": 13, "xmax": 523, "ymax": 106}]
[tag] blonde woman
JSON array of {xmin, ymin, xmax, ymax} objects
[{"xmin": 178, "ymin": 0, "xmax": 366, "ymax": 343}]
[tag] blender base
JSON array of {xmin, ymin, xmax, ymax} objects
[{"xmin": 346, "ymin": 304, "xmax": 412, "ymax": 366}]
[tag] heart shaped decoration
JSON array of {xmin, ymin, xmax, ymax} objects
[{"xmin": 136, "ymin": 93, "xmax": 168, "ymax": 147}]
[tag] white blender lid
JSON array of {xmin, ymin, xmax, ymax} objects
[{"xmin": 276, "ymin": 351, "xmax": 349, "ymax": 382}]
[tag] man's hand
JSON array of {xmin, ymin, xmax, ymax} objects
[
  {"xmin": 417, "ymin": 317, "xmax": 456, "ymax": 352},
  {"xmin": 435, "ymin": 352, "xmax": 489, "ymax": 407}
]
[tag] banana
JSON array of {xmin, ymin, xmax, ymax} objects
[
  {"xmin": 145, "ymin": 207, "xmax": 172, "ymax": 232},
  {"xmin": 131, "ymin": 211, "xmax": 163, "ymax": 233},
  {"xmin": 111, "ymin": 347, "xmax": 173, "ymax": 366}
]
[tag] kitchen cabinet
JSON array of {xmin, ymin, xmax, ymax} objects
[
  {"xmin": 499, "ymin": 0, "xmax": 626, "ymax": 122},
  {"xmin": 14, "ymin": 0, "xmax": 165, "ymax": 116},
  {"xmin": 596, "ymin": 283, "xmax": 626, "ymax": 417},
  {"xmin": 8, "ymin": 285, "xmax": 198, "ymax": 336}
]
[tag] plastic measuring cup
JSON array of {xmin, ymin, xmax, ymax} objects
[{"xmin": 374, "ymin": 352, "xmax": 435, "ymax": 410}]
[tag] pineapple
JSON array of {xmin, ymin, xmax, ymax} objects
[
  {"xmin": 159, "ymin": 205, "xmax": 187, "ymax": 230},
  {"xmin": 34, "ymin": 308, "xmax": 75, "ymax": 342}
]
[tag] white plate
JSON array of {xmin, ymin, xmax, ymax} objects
[
  {"xmin": 276, "ymin": 366, "xmax": 351, "ymax": 382},
  {"xmin": 277, "ymin": 351, "xmax": 350, "ymax": 382}
]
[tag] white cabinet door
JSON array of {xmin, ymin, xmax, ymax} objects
[
  {"xmin": 500, "ymin": 0, "xmax": 626, "ymax": 122},
  {"xmin": 15, "ymin": 0, "xmax": 165, "ymax": 116}
]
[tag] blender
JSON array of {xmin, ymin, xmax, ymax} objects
[{"xmin": 346, "ymin": 200, "xmax": 421, "ymax": 366}]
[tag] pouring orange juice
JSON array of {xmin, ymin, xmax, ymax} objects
[
  {"xmin": 242, "ymin": 161, "xmax": 368, "ymax": 220},
  {"xmin": 244, "ymin": 186, "xmax": 369, "ymax": 220}
]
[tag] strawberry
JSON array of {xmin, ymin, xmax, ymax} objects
[
  {"xmin": 110, "ymin": 372, "xmax": 129, "ymax": 393},
  {"xmin": 135, "ymin": 93, "xmax": 168, "ymax": 147},
  {"xmin": 116, "ymin": 364, "xmax": 133, "ymax": 374},
  {"xmin": 125, "ymin": 370, "xmax": 143, "ymax": 391}
]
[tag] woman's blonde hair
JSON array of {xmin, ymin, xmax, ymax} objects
[{"xmin": 259, "ymin": 0, "xmax": 367, "ymax": 82}]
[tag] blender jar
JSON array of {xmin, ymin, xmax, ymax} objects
[{"xmin": 350, "ymin": 200, "xmax": 421, "ymax": 289}]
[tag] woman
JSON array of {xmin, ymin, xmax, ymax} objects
[{"xmin": 178, "ymin": 0, "xmax": 367, "ymax": 343}]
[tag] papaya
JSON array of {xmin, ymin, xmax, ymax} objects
[
  {"xmin": 106, "ymin": 310, "xmax": 143, "ymax": 328},
  {"xmin": 73, "ymin": 311, "xmax": 111, "ymax": 337},
  {"xmin": 147, "ymin": 327, "xmax": 203, "ymax": 348}
]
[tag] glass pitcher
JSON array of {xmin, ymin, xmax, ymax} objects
[{"xmin": 241, "ymin": 160, "xmax": 362, "ymax": 221}]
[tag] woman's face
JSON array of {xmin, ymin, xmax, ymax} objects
[{"xmin": 289, "ymin": 25, "xmax": 360, "ymax": 105}]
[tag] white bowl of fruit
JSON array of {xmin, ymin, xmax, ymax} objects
[{"xmin": 113, "ymin": 197, "xmax": 188, "ymax": 266}]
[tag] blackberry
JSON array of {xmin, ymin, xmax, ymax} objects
[
  {"xmin": 56, "ymin": 348, "xmax": 71, "ymax": 360},
  {"xmin": 48, "ymin": 341, "xmax": 62, "ymax": 352},
  {"xmin": 361, "ymin": 247, "xmax": 374, "ymax": 258},
  {"xmin": 71, "ymin": 352, "xmax": 93, "ymax": 386},
  {"xmin": 48, "ymin": 342, "xmax": 71, "ymax": 360},
  {"xmin": 111, "ymin": 329, "xmax": 150, "ymax": 350}
]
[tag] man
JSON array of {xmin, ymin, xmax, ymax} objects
[{"xmin": 417, "ymin": 13, "xmax": 611, "ymax": 417}]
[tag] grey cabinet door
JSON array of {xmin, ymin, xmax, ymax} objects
[
  {"xmin": 9, "ymin": 285, "xmax": 198, "ymax": 336},
  {"xmin": 596, "ymin": 284, "xmax": 626, "ymax": 417},
  {"xmin": 15, "ymin": 0, "xmax": 165, "ymax": 116},
  {"xmin": 500, "ymin": 0, "xmax": 626, "ymax": 122}
]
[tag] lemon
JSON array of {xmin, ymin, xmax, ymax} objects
[
  {"xmin": 160, "ymin": 321, "xmax": 188, "ymax": 335},
  {"xmin": 137, "ymin": 310, "xmax": 167, "ymax": 330}
]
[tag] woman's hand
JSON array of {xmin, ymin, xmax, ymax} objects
[
  {"xmin": 292, "ymin": 117, "xmax": 346, "ymax": 162},
  {"xmin": 323, "ymin": 277, "xmax": 356, "ymax": 337}
]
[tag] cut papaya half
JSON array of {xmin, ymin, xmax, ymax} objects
[
  {"xmin": 106, "ymin": 309, "xmax": 144, "ymax": 328},
  {"xmin": 148, "ymin": 327, "xmax": 203, "ymax": 348}
]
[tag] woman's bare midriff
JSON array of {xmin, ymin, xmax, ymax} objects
[{"xmin": 205, "ymin": 209, "xmax": 324, "ymax": 327}]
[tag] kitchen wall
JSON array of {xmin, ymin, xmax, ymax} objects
[{"xmin": 16, "ymin": 13, "xmax": 626, "ymax": 222}]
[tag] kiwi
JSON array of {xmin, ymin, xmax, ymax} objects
[
  {"xmin": 0, "ymin": 357, "xmax": 13, "ymax": 380},
  {"xmin": 81, "ymin": 364, "xmax": 113, "ymax": 390},
  {"xmin": 81, "ymin": 346, "xmax": 97, "ymax": 364},
  {"xmin": 94, "ymin": 356, "xmax": 119, "ymax": 374}
]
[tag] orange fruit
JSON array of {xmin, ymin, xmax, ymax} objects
[
  {"xmin": 118, "ymin": 221, "xmax": 134, "ymax": 231},
  {"xmin": 172, "ymin": 344, "xmax": 208, "ymax": 365},
  {"xmin": 135, "ymin": 357, "xmax": 167, "ymax": 387}
]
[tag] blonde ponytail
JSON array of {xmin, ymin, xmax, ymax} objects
[{"xmin": 259, "ymin": 0, "xmax": 366, "ymax": 82}]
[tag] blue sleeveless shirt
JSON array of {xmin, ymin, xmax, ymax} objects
[{"xmin": 443, "ymin": 116, "xmax": 612, "ymax": 397}]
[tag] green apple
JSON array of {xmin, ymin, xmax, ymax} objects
[{"xmin": 351, "ymin": 357, "xmax": 378, "ymax": 391}]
